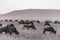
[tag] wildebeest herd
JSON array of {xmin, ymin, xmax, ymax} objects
[{"xmin": 0, "ymin": 20, "xmax": 57, "ymax": 35}]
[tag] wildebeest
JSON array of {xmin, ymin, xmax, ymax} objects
[
  {"xmin": 24, "ymin": 20, "xmax": 34, "ymax": 24},
  {"xmin": 58, "ymin": 22, "xmax": 60, "ymax": 24},
  {"xmin": 54, "ymin": 21, "xmax": 58, "ymax": 24},
  {"xmin": 15, "ymin": 20, "xmax": 19, "ymax": 22},
  {"xmin": 5, "ymin": 24, "xmax": 19, "ymax": 35},
  {"xmin": 23, "ymin": 23, "xmax": 36, "ymax": 30},
  {"xmin": 54, "ymin": 21, "xmax": 60, "ymax": 24},
  {"xmin": 19, "ymin": 20, "xmax": 34, "ymax": 24},
  {"xmin": 5, "ymin": 19, "xmax": 8, "ymax": 22},
  {"xmin": 9, "ymin": 20, "xmax": 13, "ymax": 22},
  {"xmin": 36, "ymin": 20, "xmax": 40, "ymax": 23},
  {"xmin": 19, "ymin": 20, "xmax": 24, "ymax": 24},
  {"xmin": 44, "ymin": 21, "xmax": 51, "ymax": 26},
  {"xmin": 0, "ymin": 24, "xmax": 19, "ymax": 35},
  {"xmin": 0, "ymin": 26, "xmax": 9, "ymax": 34},
  {"xmin": 43, "ymin": 27, "xmax": 56, "ymax": 34}
]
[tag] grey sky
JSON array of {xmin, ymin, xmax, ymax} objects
[{"xmin": 0, "ymin": 0, "xmax": 60, "ymax": 14}]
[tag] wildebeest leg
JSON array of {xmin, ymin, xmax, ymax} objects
[
  {"xmin": 33, "ymin": 27, "xmax": 36, "ymax": 30},
  {"xmin": 5, "ymin": 32, "xmax": 8, "ymax": 35},
  {"xmin": 16, "ymin": 31, "xmax": 19, "ymax": 35},
  {"xmin": 53, "ymin": 31, "xmax": 56, "ymax": 34},
  {"xmin": 14, "ymin": 31, "xmax": 19, "ymax": 35},
  {"xmin": 0, "ymin": 32, "xmax": 1, "ymax": 34},
  {"xmin": 43, "ymin": 31, "xmax": 45, "ymax": 34},
  {"xmin": 9, "ymin": 32, "xmax": 12, "ymax": 35}
]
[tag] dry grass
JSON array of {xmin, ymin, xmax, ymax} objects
[{"xmin": 0, "ymin": 22, "xmax": 60, "ymax": 40}]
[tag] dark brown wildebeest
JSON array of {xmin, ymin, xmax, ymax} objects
[
  {"xmin": 24, "ymin": 20, "xmax": 34, "ymax": 24},
  {"xmin": 36, "ymin": 20, "xmax": 40, "ymax": 23},
  {"xmin": 15, "ymin": 20, "xmax": 19, "ymax": 22},
  {"xmin": 54, "ymin": 21, "xmax": 58, "ymax": 24},
  {"xmin": 19, "ymin": 20, "xmax": 34, "ymax": 24},
  {"xmin": 43, "ymin": 27, "xmax": 56, "ymax": 34},
  {"xmin": 5, "ymin": 24, "xmax": 19, "ymax": 35},
  {"xmin": 1, "ymin": 24, "xmax": 19, "ymax": 35},
  {"xmin": 19, "ymin": 20, "xmax": 24, "ymax": 24},
  {"xmin": 9, "ymin": 20, "xmax": 13, "ymax": 22},
  {"xmin": 5, "ymin": 19, "xmax": 8, "ymax": 22},
  {"xmin": 23, "ymin": 23, "xmax": 36, "ymax": 30},
  {"xmin": 44, "ymin": 21, "xmax": 51, "ymax": 26},
  {"xmin": 0, "ymin": 26, "xmax": 9, "ymax": 34},
  {"xmin": 0, "ymin": 27, "xmax": 8, "ymax": 34}
]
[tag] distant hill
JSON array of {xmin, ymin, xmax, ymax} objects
[{"xmin": 0, "ymin": 9, "xmax": 60, "ymax": 21}]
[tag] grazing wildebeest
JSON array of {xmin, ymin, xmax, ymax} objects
[
  {"xmin": 19, "ymin": 20, "xmax": 34, "ymax": 24},
  {"xmin": 19, "ymin": 20, "xmax": 24, "ymax": 24},
  {"xmin": 54, "ymin": 21, "xmax": 58, "ymax": 24},
  {"xmin": 44, "ymin": 21, "xmax": 51, "ymax": 26},
  {"xmin": 23, "ymin": 23, "xmax": 36, "ymax": 30},
  {"xmin": 24, "ymin": 20, "xmax": 34, "ymax": 24},
  {"xmin": 15, "ymin": 20, "xmax": 18, "ymax": 22},
  {"xmin": 43, "ymin": 27, "xmax": 56, "ymax": 34},
  {"xmin": 9, "ymin": 20, "xmax": 13, "ymax": 22},
  {"xmin": 4, "ymin": 24, "xmax": 19, "ymax": 35}
]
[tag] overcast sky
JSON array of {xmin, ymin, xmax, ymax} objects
[{"xmin": 0, "ymin": 0, "xmax": 60, "ymax": 14}]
